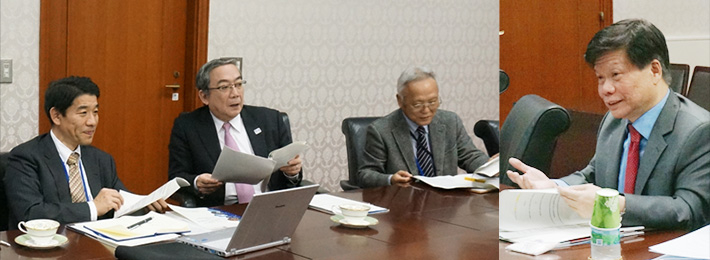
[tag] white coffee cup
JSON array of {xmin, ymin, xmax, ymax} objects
[
  {"xmin": 333, "ymin": 204, "xmax": 370, "ymax": 224},
  {"xmin": 17, "ymin": 219, "xmax": 59, "ymax": 246}
]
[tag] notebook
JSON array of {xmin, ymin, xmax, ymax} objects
[{"xmin": 176, "ymin": 184, "xmax": 319, "ymax": 257}]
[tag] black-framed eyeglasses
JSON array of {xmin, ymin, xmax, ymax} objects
[{"xmin": 208, "ymin": 80, "xmax": 247, "ymax": 92}]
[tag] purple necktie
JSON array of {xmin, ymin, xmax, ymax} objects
[{"xmin": 223, "ymin": 122, "xmax": 254, "ymax": 204}]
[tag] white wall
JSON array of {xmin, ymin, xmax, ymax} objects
[
  {"xmin": 0, "ymin": 0, "xmax": 40, "ymax": 152},
  {"xmin": 208, "ymin": 0, "xmax": 500, "ymax": 192},
  {"xmin": 614, "ymin": 0, "xmax": 710, "ymax": 69}
]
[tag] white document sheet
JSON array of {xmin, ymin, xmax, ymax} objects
[
  {"xmin": 168, "ymin": 205, "xmax": 240, "ymax": 234},
  {"xmin": 474, "ymin": 156, "xmax": 499, "ymax": 177},
  {"xmin": 309, "ymin": 194, "xmax": 389, "ymax": 215},
  {"xmin": 212, "ymin": 142, "xmax": 309, "ymax": 184},
  {"xmin": 114, "ymin": 177, "xmax": 190, "ymax": 218},
  {"xmin": 649, "ymin": 224, "xmax": 710, "ymax": 259},
  {"xmin": 499, "ymin": 189, "xmax": 588, "ymax": 232},
  {"xmin": 413, "ymin": 173, "xmax": 499, "ymax": 190},
  {"xmin": 269, "ymin": 141, "xmax": 308, "ymax": 168}
]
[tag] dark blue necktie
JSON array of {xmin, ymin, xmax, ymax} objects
[{"xmin": 416, "ymin": 126, "xmax": 436, "ymax": 177}]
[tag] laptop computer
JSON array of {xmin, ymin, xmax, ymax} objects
[{"xmin": 176, "ymin": 184, "xmax": 319, "ymax": 257}]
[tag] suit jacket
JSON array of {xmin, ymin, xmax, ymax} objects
[
  {"xmin": 168, "ymin": 105, "xmax": 302, "ymax": 207},
  {"xmin": 357, "ymin": 109, "xmax": 489, "ymax": 188},
  {"xmin": 4, "ymin": 133, "xmax": 126, "ymax": 228},
  {"xmin": 561, "ymin": 93, "xmax": 710, "ymax": 230}
]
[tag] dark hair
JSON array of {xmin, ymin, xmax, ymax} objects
[
  {"xmin": 584, "ymin": 19, "xmax": 671, "ymax": 85},
  {"xmin": 195, "ymin": 57, "xmax": 240, "ymax": 96},
  {"xmin": 44, "ymin": 76, "xmax": 100, "ymax": 125}
]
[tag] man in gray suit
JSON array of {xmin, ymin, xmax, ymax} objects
[
  {"xmin": 357, "ymin": 67, "xmax": 490, "ymax": 188},
  {"xmin": 507, "ymin": 19, "xmax": 709, "ymax": 230}
]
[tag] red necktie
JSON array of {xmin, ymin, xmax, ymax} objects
[
  {"xmin": 223, "ymin": 122, "xmax": 254, "ymax": 204},
  {"xmin": 624, "ymin": 124, "xmax": 641, "ymax": 194}
]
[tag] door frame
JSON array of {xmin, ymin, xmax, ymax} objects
[{"xmin": 38, "ymin": 0, "xmax": 209, "ymax": 133}]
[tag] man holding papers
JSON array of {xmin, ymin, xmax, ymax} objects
[
  {"xmin": 4, "ymin": 77, "xmax": 167, "ymax": 228},
  {"xmin": 169, "ymin": 58, "xmax": 302, "ymax": 207},
  {"xmin": 357, "ymin": 67, "xmax": 490, "ymax": 188},
  {"xmin": 507, "ymin": 19, "xmax": 710, "ymax": 230}
]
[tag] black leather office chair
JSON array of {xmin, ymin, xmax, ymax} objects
[
  {"xmin": 669, "ymin": 63, "xmax": 690, "ymax": 96},
  {"xmin": 686, "ymin": 66, "xmax": 710, "ymax": 112},
  {"xmin": 340, "ymin": 117, "xmax": 381, "ymax": 191},
  {"xmin": 474, "ymin": 120, "xmax": 499, "ymax": 156},
  {"xmin": 1, "ymin": 152, "xmax": 10, "ymax": 231},
  {"xmin": 170, "ymin": 112, "xmax": 324, "ymax": 207},
  {"xmin": 500, "ymin": 70, "xmax": 510, "ymax": 94},
  {"xmin": 500, "ymin": 95, "xmax": 570, "ymax": 186}
]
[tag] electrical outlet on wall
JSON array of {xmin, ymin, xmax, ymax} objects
[{"xmin": 1, "ymin": 59, "xmax": 12, "ymax": 83}]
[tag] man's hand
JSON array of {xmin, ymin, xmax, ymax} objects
[
  {"xmin": 146, "ymin": 199, "xmax": 169, "ymax": 213},
  {"xmin": 196, "ymin": 173, "xmax": 223, "ymax": 194},
  {"xmin": 390, "ymin": 170, "xmax": 413, "ymax": 186},
  {"xmin": 506, "ymin": 157, "xmax": 557, "ymax": 189},
  {"xmin": 94, "ymin": 188, "xmax": 124, "ymax": 216},
  {"xmin": 279, "ymin": 155, "xmax": 302, "ymax": 176},
  {"xmin": 557, "ymin": 184, "xmax": 601, "ymax": 219}
]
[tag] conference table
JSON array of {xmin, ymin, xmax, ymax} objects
[
  {"xmin": 0, "ymin": 183, "xmax": 686, "ymax": 259},
  {"xmin": 0, "ymin": 183, "xmax": 498, "ymax": 259}
]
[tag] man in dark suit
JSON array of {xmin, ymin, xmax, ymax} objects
[
  {"xmin": 169, "ymin": 58, "xmax": 302, "ymax": 207},
  {"xmin": 357, "ymin": 67, "xmax": 490, "ymax": 188},
  {"xmin": 507, "ymin": 19, "xmax": 709, "ymax": 230},
  {"xmin": 4, "ymin": 76, "xmax": 167, "ymax": 228}
]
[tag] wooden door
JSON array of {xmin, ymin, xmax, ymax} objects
[
  {"xmin": 499, "ymin": 0, "xmax": 613, "ymax": 123},
  {"xmin": 40, "ymin": 0, "xmax": 209, "ymax": 194}
]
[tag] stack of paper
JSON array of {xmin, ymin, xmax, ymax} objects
[
  {"xmin": 649, "ymin": 225, "xmax": 709, "ymax": 259},
  {"xmin": 69, "ymin": 211, "xmax": 190, "ymax": 247},
  {"xmin": 413, "ymin": 173, "xmax": 499, "ymax": 191},
  {"xmin": 169, "ymin": 205, "xmax": 240, "ymax": 234},
  {"xmin": 212, "ymin": 141, "xmax": 308, "ymax": 184},
  {"xmin": 309, "ymin": 194, "xmax": 389, "ymax": 215}
]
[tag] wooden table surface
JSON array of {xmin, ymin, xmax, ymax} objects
[{"xmin": 0, "ymin": 183, "xmax": 685, "ymax": 259}]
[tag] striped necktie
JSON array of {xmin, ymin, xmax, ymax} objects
[
  {"xmin": 416, "ymin": 126, "xmax": 436, "ymax": 177},
  {"xmin": 223, "ymin": 122, "xmax": 254, "ymax": 204},
  {"xmin": 67, "ymin": 152, "xmax": 87, "ymax": 203}
]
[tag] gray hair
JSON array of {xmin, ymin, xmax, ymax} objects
[
  {"xmin": 396, "ymin": 67, "xmax": 436, "ymax": 95},
  {"xmin": 195, "ymin": 57, "xmax": 240, "ymax": 94}
]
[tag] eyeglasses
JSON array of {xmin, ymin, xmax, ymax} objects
[
  {"xmin": 410, "ymin": 98, "xmax": 442, "ymax": 110},
  {"xmin": 208, "ymin": 80, "xmax": 247, "ymax": 92}
]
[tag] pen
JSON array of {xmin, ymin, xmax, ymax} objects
[
  {"xmin": 126, "ymin": 217, "xmax": 152, "ymax": 229},
  {"xmin": 464, "ymin": 176, "xmax": 485, "ymax": 183}
]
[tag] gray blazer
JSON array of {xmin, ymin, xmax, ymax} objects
[
  {"xmin": 561, "ymin": 93, "xmax": 710, "ymax": 230},
  {"xmin": 4, "ymin": 133, "xmax": 126, "ymax": 227},
  {"xmin": 357, "ymin": 109, "xmax": 489, "ymax": 188}
]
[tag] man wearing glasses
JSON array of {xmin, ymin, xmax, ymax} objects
[
  {"xmin": 357, "ymin": 67, "xmax": 490, "ymax": 188},
  {"xmin": 168, "ymin": 58, "xmax": 302, "ymax": 207}
]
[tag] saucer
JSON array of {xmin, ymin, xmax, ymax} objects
[
  {"xmin": 330, "ymin": 215, "xmax": 378, "ymax": 228},
  {"xmin": 15, "ymin": 234, "xmax": 68, "ymax": 249}
]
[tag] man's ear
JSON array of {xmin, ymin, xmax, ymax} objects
[
  {"xmin": 396, "ymin": 94, "xmax": 404, "ymax": 109},
  {"xmin": 650, "ymin": 59, "xmax": 663, "ymax": 85},
  {"xmin": 49, "ymin": 107, "xmax": 62, "ymax": 125},
  {"xmin": 198, "ymin": 90, "xmax": 209, "ymax": 105}
]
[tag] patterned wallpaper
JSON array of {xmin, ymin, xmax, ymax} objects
[
  {"xmin": 614, "ymin": 0, "xmax": 710, "ymax": 68},
  {"xmin": 208, "ymin": 0, "xmax": 500, "ymax": 192},
  {"xmin": 0, "ymin": 0, "xmax": 40, "ymax": 152}
]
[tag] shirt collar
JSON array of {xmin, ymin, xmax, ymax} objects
[
  {"xmin": 402, "ymin": 110, "xmax": 429, "ymax": 135},
  {"xmin": 630, "ymin": 89, "xmax": 670, "ymax": 139},
  {"xmin": 209, "ymin": 112, "xmax": 246, "ymax": 134},
  {"xmin": 50, "ymin": 129, "xmax": 82, "ymax": 163}
]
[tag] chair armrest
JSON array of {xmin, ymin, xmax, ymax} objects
[{"xmin": 169, "ymin": 188, "xmax": 198, "ymax": 208}]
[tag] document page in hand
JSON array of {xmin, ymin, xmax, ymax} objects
[{"xmin": 115, "ymin": 177, "xmax": 190, "ymax": 218}]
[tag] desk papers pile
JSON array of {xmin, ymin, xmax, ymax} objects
[
  {"xmin": 69, "ymin": 211, "xmax": 189, "ymax": 247},
  {"xmin": 212, "ymin": 141, "xmax": 308, "ymax": 184},
  {"xmin": 649, "ymin": 224, "xmax": 710, "ymax": 259},
  {"xmin": 309, "ymin": 194, "xmax": 389, "ymax": 215},
  {"xmin": 413, "ymin": 173, "xmax": 499, "ymax": 191}
]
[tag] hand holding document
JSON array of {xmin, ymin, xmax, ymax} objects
[
  {"xmin": 114, "ymin": 177, "xmax": 190, "ymax": 218},
  {"xmin": 212, "ymin": 141, "xmax": 308, "ymax": 184}
]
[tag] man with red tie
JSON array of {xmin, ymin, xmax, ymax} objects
[{"xmin": 506, "ymin": 19, "xmax": 709, "ymax": 230}]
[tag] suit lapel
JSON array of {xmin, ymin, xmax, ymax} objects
[
  {"xmin": 242, "ymin": 106, "xmax": 268, "ymax": 157},
  {"xmin": 80, "ymin": 147, "xmax": 105, "ymax": 196},
  {"xmin": 598, "ymin": 115, "xmax": 626, "ymax": 190},
  {"xmin": 196, "ymin": 107, "xmax": 222, "ymax": 163},
  {"xmin": 429, "ymin": 114, "xmax": 446, "ymax": 175},
  {"xmin": 40, "ymin": 135, "xmax": 72, "ymax": 202},
  {"xmin": 391, "ymin": 112, "xmax": 418, "ymax": 174},
  {"xmin": 635, "ymin": 94, "xmax": 676, "ymax": 193}
]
